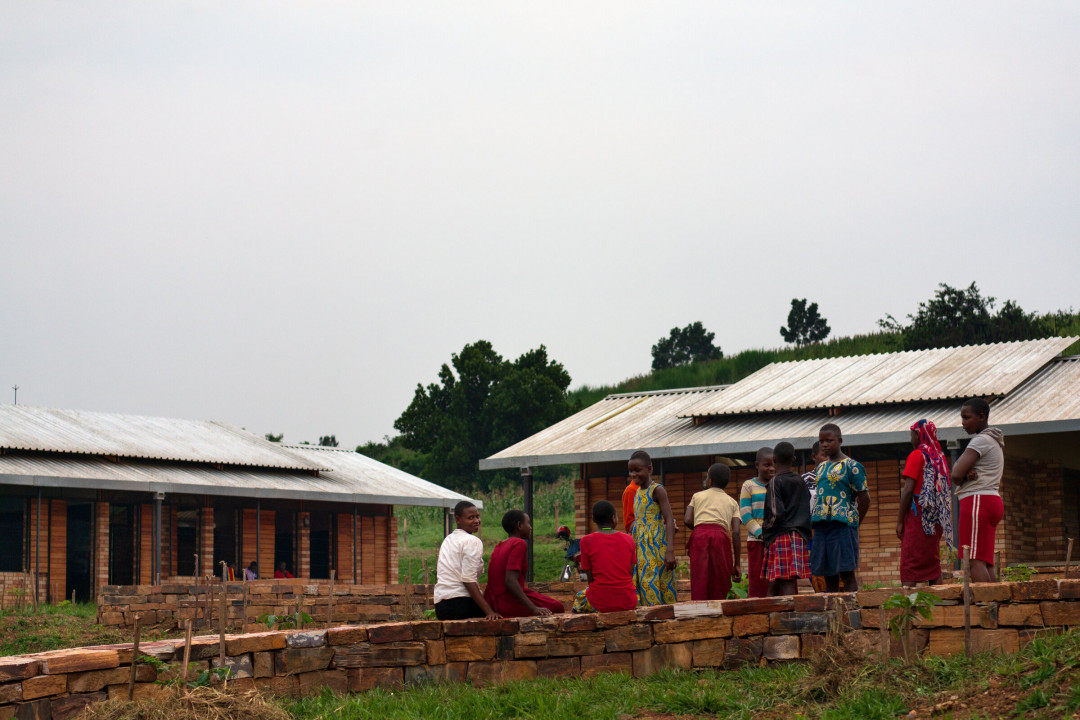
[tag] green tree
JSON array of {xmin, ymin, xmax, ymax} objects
[
  {"xmin": 394, "ymin": 341, "xmax": 572, "ymax": 491},
  {"xmin": 651, "ymin": 321, "xmax": 723, "ymax": 371},
  {"xmin": 780, "ymin": 299, "xmax": 831, "ymax": 346},
  {"xmin": 264, "ymin": 432, "xmax": 283, "ymax": 443},
  {"xmin": 356, "ymin": 436, "xmax": 427, "ymax": 477},
  {"xmin": 880, "ymin": 282, "xmax": 1049, "ymax": 350},
  {"xmin": 318, "ymin": 435, "xmax": 338, "ymax": 447}
]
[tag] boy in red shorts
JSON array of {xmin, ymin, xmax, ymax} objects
[{"xmin": 951, "ymin": 397, "xmax": 1004, "ymax": 583}]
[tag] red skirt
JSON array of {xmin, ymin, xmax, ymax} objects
[
  {"xmin": 746, "ymin": 541, "xmax": 769, "ymax": 598},
  {"xmin": 900, "ymin": 510, "xmax": 943, "ymax": 583},
  {"xmin": 763, "ymin": 531, "xmax": 810, "ymax": 581},
  {"xmin": 687, "ymin": 523, "xmax": 734, "ymax": 601}
]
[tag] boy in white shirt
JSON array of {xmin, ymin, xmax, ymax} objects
[{"xmin": 434, "ymin": 501, "xmax": 502, "ymax": 620}]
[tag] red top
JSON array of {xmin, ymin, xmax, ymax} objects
[
  {"xmin": 580, "ymin": 531, "xmax": 637, "ymax": 612},
  {"xmin": 483, "ymin": 537, "xmax": 529, "ymax": 608},
  {"xmin": 274, "ymin": 570, "xmax": 294, "ymax": 579},
  {"xmin": 902, "ymin": 450, "xmax": 926, "ymax": 495},
  {"xmin": 621, "ymin": 482, "xmax": 638, "ymax": 532}
]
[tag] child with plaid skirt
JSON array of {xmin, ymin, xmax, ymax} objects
[{"xmin": 761, "ymin": 441, "xmax": 812, "ymax": 596}]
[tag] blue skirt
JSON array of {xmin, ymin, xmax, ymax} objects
[{"xmin": 810, "ymin": 520, "xmax": 860, "ymax": 576}]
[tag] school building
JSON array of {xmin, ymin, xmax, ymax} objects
[
  {"xmin": 0, "ymin": 405, "xmax": 475, "ymax": 604},
  {"xmin": 480, "ymin": 337, "xmax": 1080, "ymax": 583}
]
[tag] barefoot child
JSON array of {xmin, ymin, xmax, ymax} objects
[
  {"xmin": 630, "ymin": 450, "xmax": 677, "ymax": 605},
  {"xmin": 951, "ymin": 398, "xmax": 1005, "ymax": 583},
  {"xmin": 740, "ymin": 448, "xmax": 775, "ymax": 598},
  {"xmin": 484, "ymin": 510, "xmax": 565, "ymax": 617},
  {"xmin": 896, "ymin": 419, "xmax": 953, "ymax": 587},
  {"xmin": 762, "ymin": 442, "xmax": 812, "ymax": 596},
  {"xmin": 434, "ymin": 501, "xmax": 502, "ymax": 620},
  {"xmin": 573, "ymin": 500, "xmax": 638, "ymax": 613},
  {"xmin": 685, "ymin": 463, "xmax": 742, "ymax": 600},
  {"xmin": 811, "ymin": 424, "xmax": 871, "ymax": 592}
]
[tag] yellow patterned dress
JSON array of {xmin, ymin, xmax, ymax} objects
[{"xmin": 633, "ymin": 483, "xmax": 677, "ymax": 605}]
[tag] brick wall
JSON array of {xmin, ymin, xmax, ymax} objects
[
  {"xmin": 94, "ymin": 502, "xmax": 110, "ymax": 597},
  {"xmin": 9, "ymin": 578, "xmax": 1080, "ymax": 719},
  {"xmin": 198, "ymin": 508, "xmax": 214, "ymax": 578},
  {"xmin": 297, "ymin": 512, "xmax": 310, "ymax": 579}
]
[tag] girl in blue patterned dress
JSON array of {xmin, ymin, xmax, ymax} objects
[{"xmin": 629, "ymin": 450, "xmax": 678, "ymax": 605}]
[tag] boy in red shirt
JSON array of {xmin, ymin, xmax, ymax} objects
[
  {"xmin": 572, "ymin": 500, "xmax": 638, "ymax": 613},
  {"xmin": 483, "ymin": 510, "xmax": 565, "ymax": 617}
]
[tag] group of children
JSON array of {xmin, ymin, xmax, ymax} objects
[{"xmin": 432, "ymin": 397, "xmax": 1006, "ymax": 617}]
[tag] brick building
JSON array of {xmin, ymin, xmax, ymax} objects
[
  {"xmin": 0, "ymin": 406, "xmax": 474, "ymax": 604},
  {"xmin": 481, "ymin": 337, "xmax": 1080, "ymax": 583}
]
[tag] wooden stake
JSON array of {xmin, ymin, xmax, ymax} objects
[
  {"xmin": 328, "ymin": 570, "xmax": 335, "ymax": 629},
  {"xmin": 71, "ymin": 588, "xmax": 76, "ymax": 606},
  {"xmin": 181, "ymin": 619, "xmax": 193, "ymax": 686},
  {"xmin": 879, "ymin": 607, "xmax": 889, "ymax": 658},
  {"xmin": 995, "ymin": 550, "xmax": 1003, "ymax": 581},
  {"xmin": 32, "ymin": 571, "xmax": 38, "ymax": 610},
  {"xmin": 1065, "ymin": 538, "xmax": 1074, "ymax": 577},
  {"xmin": 218, "ymin": 582, "xmax": 227, "ymax": 665},
  {"xmin": 403, "ymin": 516, "xmax": 408, "ymax": 550},
  {"xmin": 128, "ymin": 614, "xmax": 142, "ymax": 700},
  {"xmin": 242, "ymin": 584, "xmax": 250, "ymax": 634},
  {"xmin": 555, "ymin": 498, "xmax": 559, "ymax": 528},
  {"xmin": 961, "ymin": 545, "xmax": 972, "ymax": 659},
  {"xmin": 296, "ymin": 593, "xmax": 303, "ymax": 630}
]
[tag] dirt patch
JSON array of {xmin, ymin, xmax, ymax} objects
[{"xmin": 80, "ymin": 686, "xmax": 291, "ymax": 720}]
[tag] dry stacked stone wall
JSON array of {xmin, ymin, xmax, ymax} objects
[{"xmin": 4, "ymin": 579, "xmax": 1079, "ymax": 719}]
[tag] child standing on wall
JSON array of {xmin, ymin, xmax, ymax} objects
[
  {"xmin": 740, "ymin": 448, "xmax": 775, "ymax": 598},
  {"xmin": 762, "ymin": 442, "xmax": 812, "ymax": 597},
  {"xmin": 484, "ymin": 510, "xmax": 565, "ymax": 617},
  {"xmin": 685, "ymin": 463, "xmax": 741, "ymax": 600},
  {"xmin": 573, "ymin": 500, "xmax": 638, "ymax": 613},
  {"xmin": 433, "ymin": 501, "xmax": 502, "ymax": 620},
  {"xmin": 896, "ymin": 419, "xmax": 953, "ymax": 587},
  {"xmin": 630, "ymin": 450, "xmax": 678, "ymax": 605},
  {"xmin": 811, "ymin": 424, "xmax": 871, "ymax": 592}
]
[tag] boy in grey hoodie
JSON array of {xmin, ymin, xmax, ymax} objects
[{"xmin": 952, "ymin": 397, "xmax": 1005, "ymax": 583}]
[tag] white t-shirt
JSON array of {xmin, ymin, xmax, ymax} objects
[
  {"xmin": 957, "ymin": 428, "xmax": 1004, "ymax": 499},
  {"xmin": 433, "ymin": 529, "xmax": 485, "ymax": 603}
]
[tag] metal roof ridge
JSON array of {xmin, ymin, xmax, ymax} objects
[{"xmin": 604, "ymin": 384, "xmax": 730, "ymax": 399}]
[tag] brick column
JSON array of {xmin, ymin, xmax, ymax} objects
[
  {"xmin": 198, "ymin": 507, "xmax": 215, "ymax": 578},
  {"xmin": 297, "ymin": 512, "xmax": 310, "ymax": 579},
  {"xmin": 94, "ymin": 502, "xmax": 110, "ymax": 598}
]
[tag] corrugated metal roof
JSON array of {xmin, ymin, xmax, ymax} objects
[
  {"xmin": 0, "ymin": 447, "xmax": 477, "ymax": 508},
  {"xmin": 480, "ymin": 356, "xmax": 1080, "ymax": 469},
  {"xmin": 680, "ymin": 337, "xmax": 1078, "ymax": 418},
  {"xmin": 0, "ymin": 405, "xmax": 323, "ymax": 471}
]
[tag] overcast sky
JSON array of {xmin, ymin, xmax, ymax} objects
[{"xmin": 3, "ymin": 2, "xmax": 1078, "ymax": 449}]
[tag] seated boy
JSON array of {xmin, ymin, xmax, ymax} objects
[
  {"xmin": 573, "ymin": 500, "xmax": 638, "ymax": 613},
  {"xmin": 484, "ymin": 510, "xmax": 565, "ymax": 617},
  {"xmin": 434, "ymin": 501, "xmax": 502, "ymax": 620},
  {"xmin": 685, "ymin": 463, "xmax": 742, "ymax": 601}
]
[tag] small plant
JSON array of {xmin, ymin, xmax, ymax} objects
[
  {"xmin": 1001, "ymin": 563, "xmax": 1034, "ymax": 583},
  {"xmin": 882, "ymin": 591, "xmax": 938, "ymax": 663},
  {"xmin": 257, "ymin": 610, "xmax": 313, "ymax": 630},
  {"xmin": 727, "ymin": 576, "xmax": 748, "ymax": 599}
]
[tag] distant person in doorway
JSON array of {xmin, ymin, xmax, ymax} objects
[
  {"xmin": 897, "ymin": 419, "xmax": 954, "ymax": 587},
  {"xmin": 685, "ymin": 463, "xmax": 742, "ymax": 600},
  {"xmin": 244, "ymin": 561, "xmax": 258, "ymax": 581},
  {"xmin": 630, "ymin": 450, "xmax": 678, "ymax": 605},
  {"xmin": 573, "ymin": 500, "xmax": 638, "ymax": 613},
  {"xmin": 434, "ymin": 501, "xmax": 502, "ymax": 621},
  {"xmin": 740, "ymin": 447, "xmax": 775, "ymax": 598},
  {"xmin": 951, "ymin": 398, "xmax": 1005, "ymax": 583},
  {"xmin": 224, "ymin": 561, "xmax": 237, "ymax": 581},
  {"xmin": 484, "ymin": 510, "xmax": 565, "ymax": 617},
  {"xmin": 274, "ymin": 562, "xmax": 294, "ymax": 579},
  {"xmin": 811, "ymin": 424, "xmax": 871, "ymax": 592},
  {"xmin": 762, "ymin": 442, "xmax": 812, "ymax": 596}
]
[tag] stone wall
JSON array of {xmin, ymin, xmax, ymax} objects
[
  {"xmin": 5, "ymin": 579, "xmax": 1078, "ymax": 719},
  {"xmin": 95, "ymin": 578, "xmax": 645, "ymax": 630}
]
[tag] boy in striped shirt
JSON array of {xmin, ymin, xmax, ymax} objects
[{"xmin": 740, "ymin": 447, "xmax": 775, "ymax": 598}]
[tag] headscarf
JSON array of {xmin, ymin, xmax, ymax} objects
[{"xmin": 911, "ymin": 419, "xmax": 954, "ymax": 547}]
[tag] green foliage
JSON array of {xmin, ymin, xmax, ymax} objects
[
  {"xmin": 318, "ymin": 435, "xmax": 338, "ymax": 447},
  {"xmin": 879, "ymin": 281, "xmax": 1071, "ymax": 351},
  {"xmin": 883, "ymin": 591, "xmax": 939, "ymax": 663},
  {"xmin": 257, "ymin": 610, "xmax": 313, "ymax": 630},
  {"xmin": 727, "ymin": 575, "xmax": 748, "ymax": 599},
  {"xmin": 1001, "ymin": 563, "xmax": 1035, "ymax": 583},
  {"xmin": 394, "ymin": 341, "xmax": 572, "ymax": 492},
  {"xmin": 781, "ymin": 298, "xmax": 831, "ymax": 346},
  {"xmin": 650, "ymin": 321, "xmax": 723, "ymax": 371},
  {"xmin": 265, "ymin": 432, "xmax": 284, "ymax": 443},
  {"xmin": 356, "ymin": 435, "xmax": 427, "ymax": 477}
]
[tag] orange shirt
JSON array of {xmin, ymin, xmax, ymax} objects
[{"xmin": 621, "ymin": 481, "xmax": 638, "ymax": 532}]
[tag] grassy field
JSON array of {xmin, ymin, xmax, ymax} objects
[
  {"xmin": 0, "ymin": 601, "xmax": 128, "ymax": 656},
  {"xmin": 397, "ymin": 477, "xmax": 578, "ymax": 585},
  {"xmin": 282, "ymin": 627, "xmax": 1080, "ymax": 720}
]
